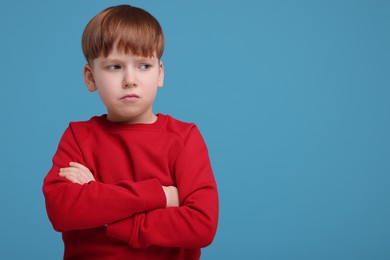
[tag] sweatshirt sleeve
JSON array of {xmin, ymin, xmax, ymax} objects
[
  {"xmin": 106, "ymin": 126, "xmax": 219, "ymax": 248},
  {"xmin": 42, "ymin": 126, "xmax": 166, "ymax": 232}
]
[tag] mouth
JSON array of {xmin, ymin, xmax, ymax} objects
[{"xmin": 120, "ymin": 94, "xmax": 140, "ymax": 101}]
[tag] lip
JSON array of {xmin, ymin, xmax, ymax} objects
[{"xmin": 120, "ymin": 94, "xmax": 140, "ymax": 101}]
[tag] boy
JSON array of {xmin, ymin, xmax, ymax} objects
[{"xmin": 43, "ymin": 5, "xmax": 218, "ymax": 260}]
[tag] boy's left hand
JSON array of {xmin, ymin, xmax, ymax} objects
[{"xmin": 59, "ymin": 162, "xmax": 95, "ymax": 185}]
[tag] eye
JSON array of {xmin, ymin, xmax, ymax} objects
[
  {"xmin": 108, "ymin": 65, "xmax": 122, "ymax": 70},
  {"xmin": 139, "ymin": 64, "xmax": 152, "ymax": 70}
]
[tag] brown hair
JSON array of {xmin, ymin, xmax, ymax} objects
[{"xmin": 82, "ymin": 5, "xmax": 164, "ymax": 63}]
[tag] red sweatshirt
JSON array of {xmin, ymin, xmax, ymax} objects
[{"xmin": 43, "ymin": 114, "xmax": 218, "ymax": 260}]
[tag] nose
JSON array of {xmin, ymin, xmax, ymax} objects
[{"xmin": 123, "ymin": 69, "xmax": 137, "ymax": 88}]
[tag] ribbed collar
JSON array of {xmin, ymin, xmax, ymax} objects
[{"xmin": 93, "ymin": 113, "xmax": 167, "ymax": 132}]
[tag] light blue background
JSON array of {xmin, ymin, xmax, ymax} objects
[{"xmin": 0, "ymin": 0, "xmax": 389, "ymax": 259}]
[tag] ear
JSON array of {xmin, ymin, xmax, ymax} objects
[
  {"xmin": 83, "ymin": 64, "xmax": 97, "ymax": 92},
  {"xmin": 157, "ymin": 61, "xmax": 164, "ymax": 88}
]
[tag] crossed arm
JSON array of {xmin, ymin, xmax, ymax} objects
[
  {"xmin": 59, "ymin": 162, "xmax": 179, "ymax": 208},
  {"xmin": 44, "ymin": 125, "xmax": 218, "ymax": 248}
]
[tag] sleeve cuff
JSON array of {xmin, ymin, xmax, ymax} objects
[
  {"xmin": 115, "ymin": 178, "xmax": 166, "ymax": 212},
  {"xmin": 106, "ymin": 216, "xmax": 137, "ymax": 244},
  {"xmin": 134, "ymin": 178, "xmax": 166, "ymax": 212}
]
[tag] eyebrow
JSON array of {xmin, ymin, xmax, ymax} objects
[
  {"xmin": 99, "ymin": 58, "xmax": 122, "ymax": 65},
  {"xmin": 133, "ymin": 56, "xmax": 158, "ymax": 63}
]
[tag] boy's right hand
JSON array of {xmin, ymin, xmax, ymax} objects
[
  {"xmin": 162, "ymin": 186, "xmax": 179, "ymax": 207},
  {"xmin": 59, "ymin": 162, "xmax": 95, "ymax": 185}
]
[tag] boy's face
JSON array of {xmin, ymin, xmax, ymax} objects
[{"xmin": 83, "ymin": 48, "xmax": 164, "ymax": 124}]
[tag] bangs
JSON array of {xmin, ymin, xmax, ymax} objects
[{"xmin": 82, "ymin": 5, "xmax": 164, "ymax": 62}]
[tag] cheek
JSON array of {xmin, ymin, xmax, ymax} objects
[
  {"xmin": 143, "ymin": 74, "xmax": 162, "ymax": 87},
  {"xmin": 95, "ymin": 72, "xmax": 121, "ymax": 85},
  {"xmin": 95, "ymin": 84, "xmax": 117, "ymax": 104},
  {"xmin": 96, "ymin": 89, "xmax": 112, "ymax": 106},
  {"xmin": 95, "ymin": 77, "xmax": 119, "ymax": 95}
]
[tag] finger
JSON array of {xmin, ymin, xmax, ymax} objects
[
  {"xmin": 59, "ymin": 170, "xmax": 83, "ymax": 184},
  {"xmin": 61, "ymin": 166, "xmax": 88, "ymax": 179},
  {"xmin": 59, "ymin": 168, "xmax": 89, "ymax": 184},
  {"xmin": 59, "ymin": 167, "xmax": 81, "ymax": 176},
  {"xmin": 69, "ymin": 162, "xmax": 95, "ymax": 182},
  {"xmin": 66, "ymin": 176, "xmax": 83, "ymax": 185},
  {"xmin": 69, "ymin": 162, "xmax": 89, "ymax": 171}
]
